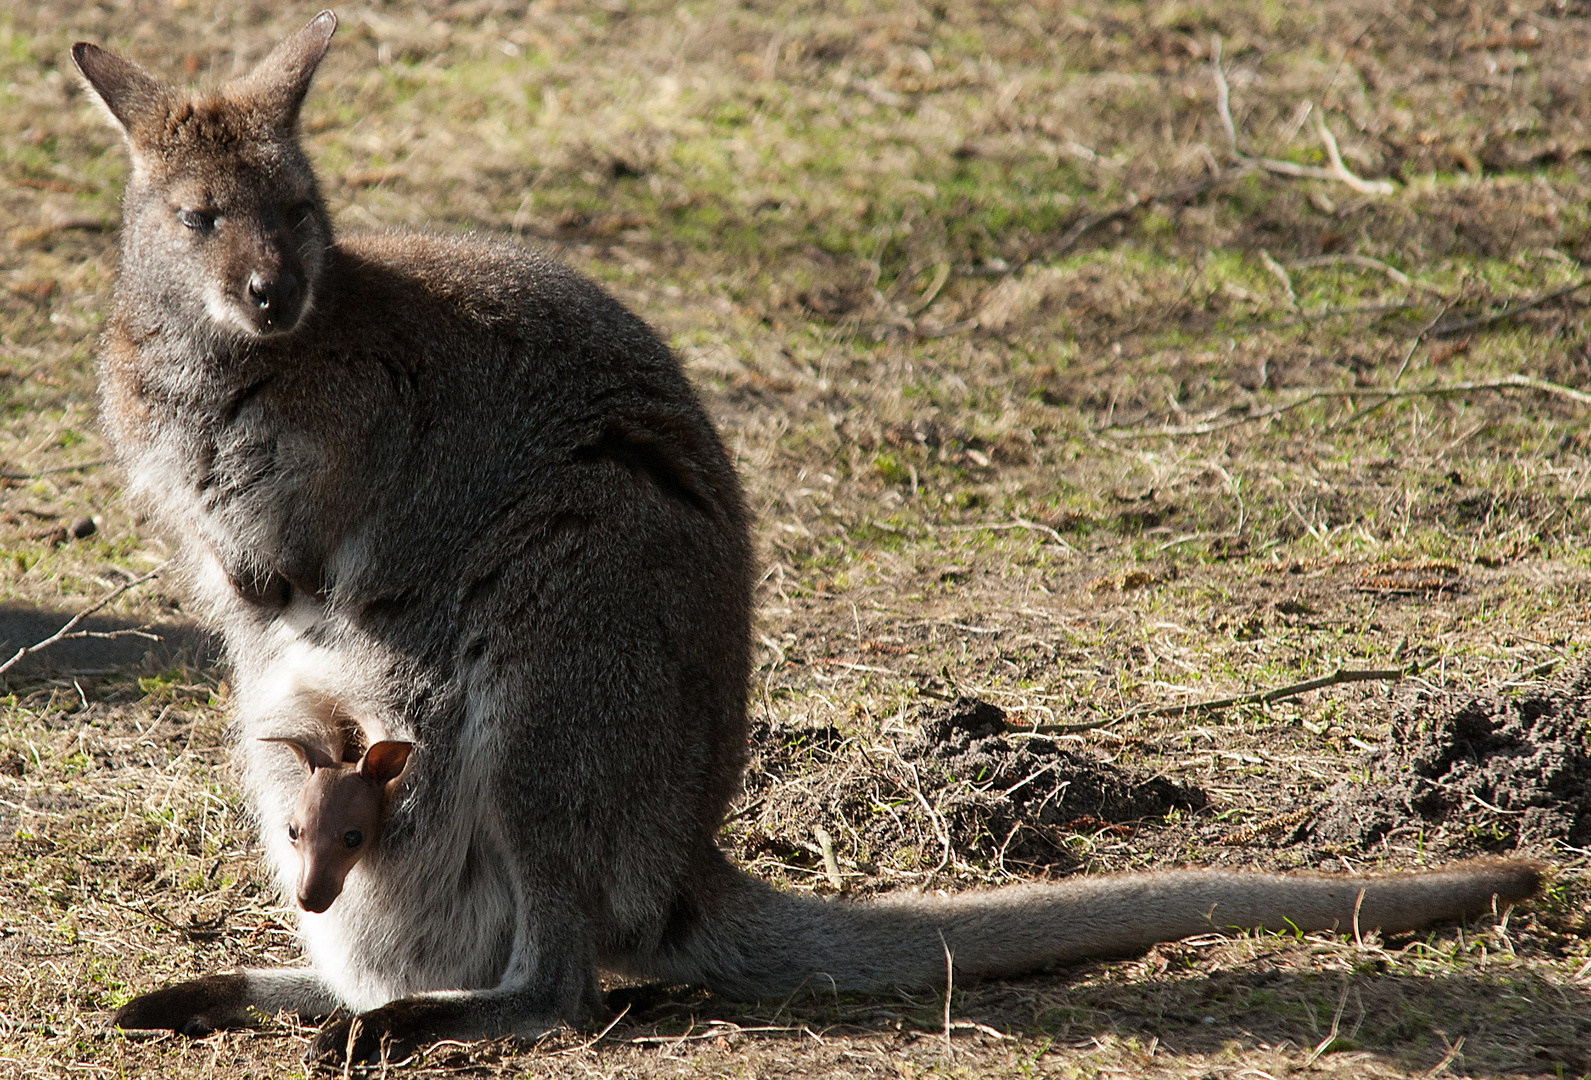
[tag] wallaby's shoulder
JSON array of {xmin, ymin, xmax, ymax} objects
[{"xmin": 325, "ymin": 231, "xmax": 624, "ymax": 339}]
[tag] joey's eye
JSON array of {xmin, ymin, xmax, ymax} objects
[
  {"xmin": 289, "ymin": 201, "xmax": 317, "ymax": 225},
  {"xmin": 343, "ymin": 830, "xmax": 363, "ymax": 849},
  {"xmin": 177, "ymin": 208, "xmax": 218, "ymax": 232},
  {"xmin": 287, "ymin": 823, "xmax": 300, "ymax": 843}
]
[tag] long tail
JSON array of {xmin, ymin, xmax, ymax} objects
[{"xmin": 634, "ymin": 858, "xmax": 1544, "ymax": 998}]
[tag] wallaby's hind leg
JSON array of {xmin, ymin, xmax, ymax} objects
[
  {"xmin": 305, "ymin": 921, "xmax": 606, "ymax": 1066},
  {"xmin": 115, "ymin": 969, "xmax": 340, "ymax": 1035}
]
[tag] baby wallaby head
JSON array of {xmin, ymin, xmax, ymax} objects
[
  {"xmin": 262, "ymin": 736, "xmax": 412, "ymax": 914},
  {"xmin": 71, "ymin": 12, "xmax": 339, "ymax": 339}
]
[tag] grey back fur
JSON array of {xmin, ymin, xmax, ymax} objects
[{"xmin": 80, "ymin": 13, "xmax": 1545, "ymax": 1066}]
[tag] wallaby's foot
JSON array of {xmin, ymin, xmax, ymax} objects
[
  {"xmin": 306, "ymin": 994, "xmax": 593, "ymax": 1067},
  {"xmin": 306, "ymin": 1013, "xmax": 385, "ymax": 1070},
  {"xmin": 306, "ymin": 1001, "xmax": 447, "ymax": 1069},
  {"xmin": 114, "ymin": 974, "xmax": 250, "ymax": 1036},
  {"xmin": 603, "ymin": 982, "xmax": 685, "ymax": 1019}
]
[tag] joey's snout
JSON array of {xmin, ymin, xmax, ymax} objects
[
  {"xmin": 296, "ymin": 867, "xmax": 347, "ymax": 914},
  {"xmin": 293, "ymin": 831, "xmax": 364, "ymax": 913}
]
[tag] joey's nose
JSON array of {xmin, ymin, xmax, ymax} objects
[{"xmin": 298, "ymin": 887, "xmax": 335, "ymax": 914}]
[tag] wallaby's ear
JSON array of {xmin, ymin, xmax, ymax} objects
[
  {"xmin": 71, "ymin": 42, "xmax": 168, "ymax": 139},
  {"xmin": 260, "ymin": 736, "xmax": 338, "ymax": 773},
  {"xmin": 237, "ymin": 10, "xmax": 337, "ymax": 131},
  {"xmin": 358, "ymin": 740, "xmax": 412, "ymax": 786}
]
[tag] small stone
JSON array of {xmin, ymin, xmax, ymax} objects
[{"xmin": 69, "ymin": 516, "xmax": 97, "ymax": 539}]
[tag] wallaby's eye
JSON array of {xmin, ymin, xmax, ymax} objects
[
  {"xmin": 289, "ymin": 201, "xmax": 317, "ymax": 226},
  {"xmin": 343, "ymin": 830, "xmax": 363, "ymax": 849},
  {"xmin": 287, "ymin": 823, "xmax": 300, "ymax": 843},
  {"xmin": 176, "ymin": 208, "xmax": 218, "ymax": 232}
]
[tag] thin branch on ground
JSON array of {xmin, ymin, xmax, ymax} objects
[
  {"xmin": 813, "ymin": 826, "xmax": 845, "ymax": 891},
  {"xmin": 940, "ymin": 931, "xmax": 955, "ymax": 1054},
  {"xmin": 1212, "ymin": 35, "xmax": 1238, "ymax": 154},
  {"xmin": 0, "ymin": 563, "xmax": 168, "ymax": 679},
  {"xmin": 1252, "ymin": 300, "xmax": 1419, "ymax": 330},
  {"xmin": 1258, "ymin": 249, "xmax": 1296, "ymax": 308},
  {"xmin": 947, "ymin": 165, "xmax": 1248, "ymax": 292},
  {"xmin": 0, "ymin": 459, "xmax": 110, "ymax": 481},
  {"xmin": 1023, "ymin": 661, "xmax": 1431, "ymax": 733},
  {"xmin": 1428, "ymin": 276, "xmax": 1591, "ymax": 337},
  {"xmin": 1289, "ymin": 254, "xmax": 1451, "ymax": 300},
  {"xmin": 1303, "ymin": 979, "xmax": 1353, "ymax": 1067},
  {"xmin": 1105, "ymin": 372, "xmax": 1591, "ymax": 438},
  {"xmin": 555, "ymin": 1004, "xmax": 631, "ymax": 1055},
  {"xmin": 1045, "ymin": 169, "xmax": 1245, "ymax": 264},
  {"xmin": 942, "ymin": 518, "xmax": 1075, "ymax": 551},
  {"xmin": 1391, "ymin": 303, "xmax": 1452, "ymax": 387}
]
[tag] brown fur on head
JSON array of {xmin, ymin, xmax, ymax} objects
[
  {"xmin": 261, "ymin": 737, "xmax": 412, "ymax": 913},
  {"xmin": 71, "ymin": 12, "xmax": 338, "ymax": 338}
]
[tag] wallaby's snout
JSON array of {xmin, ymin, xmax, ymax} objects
[
  {"xmin": 226, "ymin": 212, "xmax": 311, "ymax": 336},
  {"xmin": 247, "ymin": 268, "xmax": 300, "ymax": 331}
]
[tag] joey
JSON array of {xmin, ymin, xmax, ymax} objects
[{"xmin": 260, "ymin": 738, "xmax": 412, "ymax": 913}]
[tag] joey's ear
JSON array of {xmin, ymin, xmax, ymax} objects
[
  {"xmin": 260, "ymin": 736, "xmax": 338, "ymax": 773},
  {"xmin": 71, "ymin": 42, "xmax": 169, "ymax": 139},
  {"xmin": 358, "ymin": 740, "xmax": 412, "ymax": 786},
  {"xmin": 237, "ymin": 10, "xmax": 337, "ymax": 131}
]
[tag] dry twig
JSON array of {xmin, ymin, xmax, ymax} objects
[
  {"xmin": 940, "ymin": 931, "xmax": 955, "ymax": 1054},
  {"xmin": 1428, "ymin": 276, "xmax": 1591, "ymax": 337},
  {"xmin": 1121, "ymin": 660, "xmax": 1431, "ymax": 720},
  {"xmin": 1025, "ymin": 661, "xmax": 1430, "ymax": 734},
  {"xmin": 0, "ymin": 563, "xmax": 168, "ymax": 679},
  {"xmin": 813, "ymin": 825, "xmax": 845, "ymax": 891},
  {"xmin": 0, "ymin": 459, "xmax": 110, "ymax": 481},
  {"xmin": 1289, "ymin": 254, "xmax": 1450, "ymax": 300},
  {"xmin": 1211, "ymin": 36, "xmax": 1394, "ymax": 196},
  {"xmin": 1303, "ymin": 979, "xmax": 1353, "ymax": 1067},
  {"xmin": 1106, "ymin": 372, "xmax": 1591, "ymax": 438}
]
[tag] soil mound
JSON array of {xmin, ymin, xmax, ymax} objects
[
  {"xmin": 1314, "ymin": 664, "xmax": 1591, "ymax": 852},
  {"xmin": 905, "ymin": 697, "xmax": 1207, "ymax": 852},
  {"xmin": 742, "ymin": 697, "xmax": 1205, "ymax": 877}
]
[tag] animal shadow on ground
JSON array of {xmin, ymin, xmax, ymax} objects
[
  {"xmin": 0, "ymin": 603, "xmax": 219, "ymax": 677},
  {"xmin": 595, "ymin": 964, "xmax": 1591, "ymax": 1079}
]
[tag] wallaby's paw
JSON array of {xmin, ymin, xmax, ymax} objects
[
  {"xmin": 306, "ymin": 1006, "xmax": 425, "ymax": 1069},
  {"xmin": 113, "ymin": 974, "xmax": 249, "ymax": 1036}
]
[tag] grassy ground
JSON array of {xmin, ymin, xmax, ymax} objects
[{"xmin": 2, "ymin": 0, "xmax": 1591, "ymax": 1076}]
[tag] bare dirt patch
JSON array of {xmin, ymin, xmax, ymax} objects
[
  {"xmin": 740, "ymin": 697, "xmax": 1207, "ymax": 885},
  {"xmin": 1318, "ymin": 663, "xmax": 1591, "ymax": 853}
]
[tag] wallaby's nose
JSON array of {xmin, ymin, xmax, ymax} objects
[{"xmin": 247, "ymin": 270, "xmax": 301, "ymax": 327}]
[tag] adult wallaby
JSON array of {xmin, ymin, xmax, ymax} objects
[
  {"xmin": 81, "ymin": 11, "xmax": 1544, "ymax": 1065},
  {"xmin": 259, "ymin": 737, "xmax": 412, "ymax": 914}
]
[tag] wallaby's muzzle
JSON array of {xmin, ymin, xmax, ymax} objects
[{"xmin": 246, "ymin": 269, "xmax": 303, "ymax": 335}]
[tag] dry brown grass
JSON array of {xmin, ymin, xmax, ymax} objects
[{"xmin": 2, "ymin": 0, "xmax": 1590, "ymax": 1076}]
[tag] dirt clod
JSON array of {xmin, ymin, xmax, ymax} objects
[
  {"xmin": 904, "ymin": 697, "xmax": 1207, "ymax": 866},
  {"xmin": 742, "ymin": 699, "xmax": 1206, "ymax": 879},
  {"xmin": 1315, "ymin": 665, "xmax": 1591, "ymax": 852}
]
